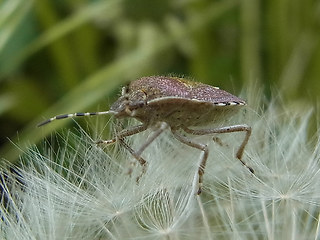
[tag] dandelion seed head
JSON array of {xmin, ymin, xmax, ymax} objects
[{"xmin": 1, "ymin": 92, "xmax": 320, "ymax": 239}]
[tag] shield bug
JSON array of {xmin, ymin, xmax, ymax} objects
[{"xmin": 38, "ymin": 76, "xmax": 253, "ymax": 194}]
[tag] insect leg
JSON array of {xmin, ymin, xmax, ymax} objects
[
  {"xmin": 118, "ymin": 138, "xmax": 148, "ymax": 182},
  {"xmin": 135, "ymin": 122, "xmax": 168, "ymax": 156},
  {"xmin": 97, "ymin": 123, "xmax": 168, "ymax": 181},
  {"xmin": 182, "ymin": 124, "xmax": 253, "ymax": 173},
  {"xmin": 96, "ymin": 124, "xmax": 148, "ymax": 145},
  {"xmin": 128, "ymin": 122, "xmax": 168, "ymax": 182},
  {"xmin": 97, "ymin": 124, "xmax": 148, "ymax": 178},
  {"xmin": 172, "ymin": 131, "xmax": 208, "ymax": 195},
  {"xmin": 212, "ymin": 137, "xmax": 227, "ymax": 147},
  {"xmin": 117, "ymin": 138, "xmax": 147, "ymax": 166}
]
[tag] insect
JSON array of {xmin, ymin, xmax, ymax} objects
[{"xmin": 38, "ymin": 76, "xmax": 253, "ymax": 194}]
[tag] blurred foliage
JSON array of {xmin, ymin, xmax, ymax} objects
[{"xmin": 0, "ymin": 0, "xmax": 320, "ymax": 163}]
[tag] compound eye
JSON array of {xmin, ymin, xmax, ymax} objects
[{"xmin": 137, "ymin": 100, "xmax": 145, "ymax": 108}]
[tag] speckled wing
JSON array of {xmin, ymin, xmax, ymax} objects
[{"xmin": 129, "ymin": 76, "xmax": 246, "ymax": 106}]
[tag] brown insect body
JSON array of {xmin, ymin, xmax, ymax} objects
[
  {"xmin": 111, "ymin": 76, "xmax": 246, "ymax": 129},
  {"xmin": 39, "ymin": 76, "xmax": 253, "ymax": 194}
]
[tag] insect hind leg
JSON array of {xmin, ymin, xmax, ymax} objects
[{"xmin": 182, "ymin": 124, "xmax": 253, "ymax": 174}]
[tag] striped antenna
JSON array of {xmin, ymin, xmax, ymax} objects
[{"xmin": 37, "ymin": 111, "xmax": 115, "ymax": 127}]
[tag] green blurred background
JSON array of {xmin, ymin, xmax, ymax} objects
[{"xmin": 1, "ymin": 0, "xmax": 320, "ymax": 163}]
